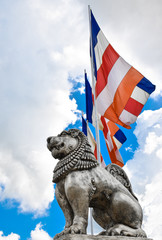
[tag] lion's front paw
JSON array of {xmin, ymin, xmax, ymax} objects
[
  {"xmin": 106, "ymin": 224, "xmax": 147, "ymax": 238},
  {"xmin": 107, "ymin": 227, "xmax": 120, "ymax": 236},
  {"xmin": 69, "ymin": 224, "xmax": 86, "ymax": 234}
]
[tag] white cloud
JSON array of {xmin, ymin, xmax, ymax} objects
[
  {"xmin": 0, "ymin": 223, "xmax": 53, "ymax": 240},
  {"xmin": 125, "ymin": 108, "xmax": 162, "ymax": 240},
  {"xmin": 144, "ymin": 131, "xmax": 162, "ymax": 154},
  {"xmin": 0, "ymin": 149, "xmax": 55, "ymax": 216},
  {"xmin": 0, "ymin": 0, "xmax": 88, "ymax": 215},
  {"xmin": 141, "ymin": 172, "xmax": 162, "ymax": 240},
  {"xmin": 28, "ymin": 223, "xmax": 52, "ymax": 240},
  {"xmin": 78, "ymin": 86, "xmax": 85, "ymax": 94},
  {"xmin": 0, "ymin": 231, "xmax": 20, "ymax": 240},
  {"xmin": 125, "ymin": 145, "xmax": 133, "ymax": 152}
]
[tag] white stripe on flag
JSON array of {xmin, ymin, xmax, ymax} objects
[
  {"xmin": 101, "ymin": 160, "xmax": 106, "ymax": 168},
  {"xmin": 87, "ymin": 126, "xmax": 95, "ymax": 152},
  {"xmin": 119, "ymin": 109, "xmax": 137, "ymax": 125},
  {"xmin": 92, "ymin": 106, "xmax": 96, "ymax": 127},
  {"xmin": 115, "ymin": 149, "xmax": 124, "ymax": 164},
  {"xmin": 131, "ymin": 86, "xmax": 149, "ymax": 105},
  {"xmin": 96, "ymin": 87, "xmax": 112, "ymax": 115},
  {"xmin": 94, "ymin": 30, "xmax": 109, "ymax": 71},
  {"xmin": 108, "ymin": 57, "xmax": 131, "ymax": 99},
  {"xmin": 96, "ymin": 57, "xmax": 131, "ymax": 115},
  {"xmin": 98, "ymin": 116, "xmax": 104, "ymax": 131},
  {"xmin": 113, "ymin": 137, "xmax": 122, "ymax": 149},
  {"xmin": 106, "ymin": 132, "xmax": 114, "ymax": 152}
]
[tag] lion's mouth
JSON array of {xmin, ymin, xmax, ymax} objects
[{"xmin": 47, "ymin": 142, "xmax": 64, "ymax": 152}]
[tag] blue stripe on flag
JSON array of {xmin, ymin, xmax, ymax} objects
[
  {"xmin": 85, "ymin": 72, "xmax": 93, "ymax": 124},
  {"xmin": 114, "ymin": 129, "xmax": 127, "ymax": 144},
  {"xmin": 82, "ymin": 116, "xmax": 87, "ymax": 136},
  {"xmin": 93, "ymin": 45, "xmax": 97, "ymax": 79},
  {"xmin": 91, "ymin": 11, "xmax": 100, "ymax": 79},
  {"xmin": 137, "ymin": 77, "xmax": 156, "ymax": 94},
  {"xmin": 91, "ymin": 11, "xmax": 100, "ymax": 48}
]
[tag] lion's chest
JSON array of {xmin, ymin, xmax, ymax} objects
[
  {"xmin": 56, "ymin": 170, "xmax": 97, "ymax": 201},
  {"xmin": 57, "ymin": 168, "xmax": 114, "ymax": 204}
]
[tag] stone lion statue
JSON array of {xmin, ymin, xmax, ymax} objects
[{"xmin": 47, "ymin": 129, "xmax": 147, "ymax": 239}]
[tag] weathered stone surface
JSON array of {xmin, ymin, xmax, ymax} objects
[
  {"xmin": 55, "ymin": 234, "xmax": 153, "ymax": 240},
  {"xmin": 47, "ymin": 129, "xmax": 147, "ymax": 238}
]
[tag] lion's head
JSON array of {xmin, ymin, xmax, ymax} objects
[
  {"xmin": 47, "ymin": 129, "xmax": 98, "ymax": 183},
  {"xmin": 47, "ymin": 129, "xmax": 79, "ymax": 160}
]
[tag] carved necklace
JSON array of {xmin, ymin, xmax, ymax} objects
[{"xmin": 53, "ymin": 134, "xmax": 98, "ymax": 183}]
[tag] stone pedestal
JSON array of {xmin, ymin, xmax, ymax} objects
[{"xmin": 55, "ymin": 234, "xmax": 153, "ymax": 240}]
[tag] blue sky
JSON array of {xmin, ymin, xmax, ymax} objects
[{"xmin": 0, "ymin": 0, "xmax": 162, "ymax": 239}]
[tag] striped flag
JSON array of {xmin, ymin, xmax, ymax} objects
[
  {"xmin": 85, "ymin": 71, "xmax": 94, "ymax": 124},
  {"xmin": 85, "ymin": 73, "xmax": 126, "ymax": 166},
  {"xmin": 90, "ymin": 10, "xmax": 156, "ymax": 129},
  {"xmin": 100, "ymin": 116, "xmax": 124, "ymax": 167},
  {"xmin": 82, "ymin": 116, "xmax": 106, "ymax": 167},
  {"xmin": 107, "ymin": 120, "xmax": 127, "ymax": 150}
]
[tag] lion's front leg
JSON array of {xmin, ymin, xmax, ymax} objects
[
  {"xmin": 70, "ymin": 214, "xmax": 88, "ymax": 234},
  {"xmin": 55, "ymin": 185, "xmax": 74, "ymax": 234},
  {"xmin": 65, "ymin": 180, "xmax": 89, "ymax": 234}
]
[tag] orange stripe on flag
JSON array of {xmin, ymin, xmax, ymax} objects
[
  {"xmin": 113, "ymin": 67, "xmax": 144, "ymax": 117},
  {"xmin": 106, "ymin": 142, "xmax": 124, "ymax": 167},
  {"xmin": 107, "ymin": 121, "xmax": 119, "ymax": 136},
  {"xmin": 104, "ymin": 105, "xmax": 131, "ymax": 129}
]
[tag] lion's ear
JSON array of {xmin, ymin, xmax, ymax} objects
[{"xmin": 70, "ymin": 131, "xmax": 79, "ymax": 138}]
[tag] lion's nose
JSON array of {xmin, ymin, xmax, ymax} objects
[{"xmin": 47, "ymin": 137, "xmax": 52, "ymax": 144}]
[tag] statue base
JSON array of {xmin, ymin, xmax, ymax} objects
[{"xmin": 55, "ymin": 234, "xmax": 153, "ymax": 240}]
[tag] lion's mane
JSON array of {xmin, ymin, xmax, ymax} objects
[{"xmin": 53, "ymin": 129, "xmax": 99, "ymax": 183}]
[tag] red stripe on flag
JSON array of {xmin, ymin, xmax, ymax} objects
[
  {"xmin": 124, "ymin": 97, "xmax": 144, "ymax": 116},
  {"xmin": 96, "ymin": 44, "xmax": 119, "ymax": 97},
  {"xmin": 101, "ymin": 116, "xmax": 108, "ymax": 136}
]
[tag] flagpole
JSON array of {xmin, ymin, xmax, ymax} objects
[
  {"xmin": 86, "ymin": 118, "xmax": 94, "ymax": 236},
  {"xmin": 89, "ymin": 207, "xmax": 94, "ymax": 235},
  {"xmin": 88, "ymin": 5, "xmax": 101, "ymax": 164},
  {"xmin": 82, "ymin": 111, "xmax": 94, "ymax": 235}
]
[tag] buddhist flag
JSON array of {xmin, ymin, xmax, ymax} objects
[
  {"xmin": 90, "ymin": 10, "xmax": 156, "ymax": 129},
  {"xmin": 100, "ymin": 116, "xmax": 124, "ymax": 167},
  {"xmin": 82, "ymin": 116, "xmax": 106, "ymax": 168},
  {"xmin": 85, "ymin": 72, "xmax": 127, "ymax": 149},
  {"xmin": 85, "ymin": 73, "xmax": 126, "ymax": 166}
]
